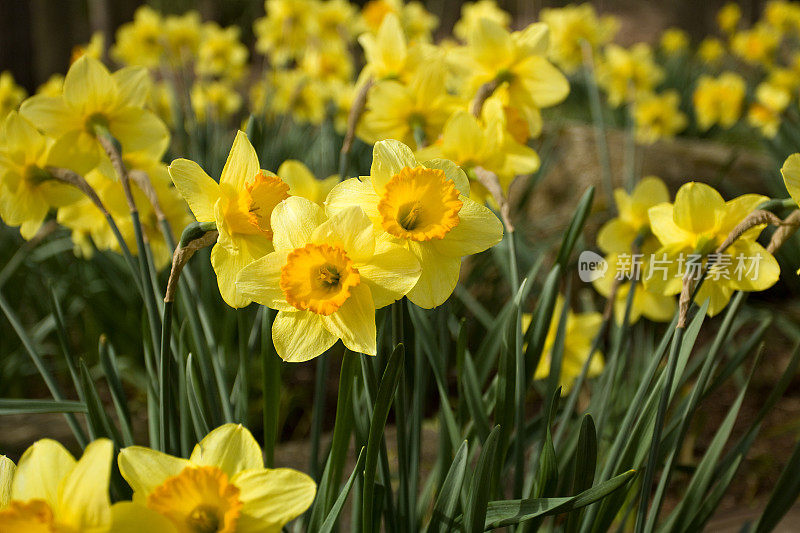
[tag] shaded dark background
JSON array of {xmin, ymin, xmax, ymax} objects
[{"xmin": 0, "ymin": 0, "xmax": 770, "ymax": 93}]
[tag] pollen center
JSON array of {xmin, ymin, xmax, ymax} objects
[
  {"xmin": 377, "ymin": 166, "xmax": 463, "ymax": 241},
  {"xmin": 280, "ymin": 243, "xmax": 360, "ymax": 315},
  {"xmin": 0, "ymin": 499, "xmax": 54, "ymax": 531},
  {"xmin": 147, "ymin": 466, "xmax": 242, "ymax": 533},
  {"xmin": 223, "ymin": 171, "xmax": 290, "ymax": 238}
]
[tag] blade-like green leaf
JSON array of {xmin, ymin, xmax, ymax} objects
[
  {"xmin": 426, "ymin": 440, "xmax": 469, "ymax": 533},
  {"xmin": 464, "ymin": 425, "xmax": 501, "ymax": 533}
]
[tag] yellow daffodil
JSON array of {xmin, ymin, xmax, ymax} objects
[
  {"xmin": 459, "ymin": 19, "xmax": 569, "ymax": 120},
  {"xmin": 697, "ymin": 37, "xmax": 726, "ymax": 65},
  {"xmin": 660, "ymin": 28, "xmax": 690, "ymax": 56},
  {"xmin": 718, "ymin": 2, "xmax": 741, "ymax": 34},
  {"xmin": 111, "ymin": 6, "xmax": 165, "ymax": 67},
  {"xmin": 36, "ymin": 74, "xmax": 65, "ymax": 98},
  {"xmin": 314, "ymin": 0, "xmax": 359, "ymax": 44},
  {"xmin": 0, "ymin": 71, "xmax": 26, "ymax": 121},
  {"xmin": 114, "ymin": 424, "xmax": 316, "ymax": 532},
  {"xmin": 326, "ymin": 139, "xmax": 503, "ymax": 308},
  {"xmin": 597, "ymin": 43, "xmax": 664, "ymax": 107},
  {"xmin": 169, "ymin": 131, "xmax": 291, "ymax": 307},
  {"xmin": 191, "ymin": 81, "xmax": 243, "ymax": 123},
  {"xmin": 747, "ymin": 82, "xmax": 790, "ymax": 138},
  {"xmin": 163, "ymin": 11, "xmax": 203, "ymax": 64},
  {"xmin": 780, "ymin": 153, "xmax": 800, "ymax": 214},
  {"xmin": 645, "ymin": 182, "xmax": 779, "ymax": 316},
  {"xmin": 254, "ymin": 0, "xmax": 314, "ymax": 66},
  {"xmin": 731, "ymin": 24, "xmax": 779, "ymax": 66},
  {"xmin": 360, "ymin": 0, "xmax": 400, "ymax": 34},
  {"xmin": 524, "ymin": 298, "xmax": 605, "ymax": 392},
  {"xmin": 401, "ymin": 1, "xmax": 439, "ymax": 43},
  {"xmin": 358, "ymin": 13, "xmax": 412, "ymax": 81},
  {"xmin": 277, "ymin": 160, "xmax": 339, "ymax": 206},
  {"xmin": 0, "ymin": 439, "xmax": 113, "ymax": 531},
  {"xmin": 20, "ymin": 56, "xmax": 169, "ymax": 174},
  {"xmin": 71, "ymin": 31, "xmax": 104, "ymax": 64},
  {"xmin": 237, "ymin": 197, "xmax": 420, "ymax": 359},
  {"xmin": 197, "ymin": 22, "xmax": 249, "ymax": 81},
  {"xmin": 299, "ymin": 45, "xmax": 354, "ymax": 86},
  {"xmin": 359, "ymin": 60, "xmax": 459, "ymax": 149},
  {"xmin": 593, "ymin": 252, "xmax": 676, "ymax": 324},
  {"xmin": 764, "ymin": 0, "xmax": 800, "ymax": 35},
  {"xmin": 269, "ymin": 71, "xmax": 328, "ymax": 126},
  {"xmin": 453, "ymin": 0, "xmax": 511, "ymax": 43},
  {"xmin": 693, "ymin": 72, "xmax": 746, "ymax": 131},
  {"xmin": 539, "ymin": 4, "xmax": 618, "ymax": 73},
  {"xmin": 766, "ymin": 67, "xmax": 800, "ymax": 92},
  {"xmin": 633, "ymin": 90, "xmax": 687, "ymax": 144},
  {"xmin": 597, "ymin": 176, "xmax": 670, "ymax": 255},
  {"xmin": 0, "ymin": 112, "xmax": 82, "ymax": 239}
]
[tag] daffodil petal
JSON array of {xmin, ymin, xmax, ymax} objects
[
  {"xmin": 220, "ymin": 130, "xmax": 259, "ymax": 190},
  {"xmin": 190, "ymin": 424, "xmax": 264, "ymax": 477},
  {"xmin": 272, "ymin": 310, "xmax": 337, "ymax": 362},
  {"xmin": 781, "ymin": 153, "xmax": 800, "ymax": 208},
  {"xmin": 112, "ymin": 67, "xmax": 151, "ymax": 108},
  {"xmin": 0, "ymin": 455, "xmax": 15, "ymax": 507},
  {"xmin": 311, "ymin": 206, "xmax": 375, "ymax": 263},
  {"xmin": 406, "ymin": 242, "xmax": 461, "ymax": 308},
  {"xmin": 11, "ymin": 439, "xmax": 75, "ymax": 508},
  {"xmin": 168, "ymin": 159, "xmax": 219, "ymax": 223},
  {"xmin": 57, "ymin": 438, "xmax": 113, "ymax": 531},
  {"xmin": 719, "ymin": 194, "xmax": 769, "ymax": 238},
  {"xmin": 371, "ymin": 139, "xmax": 418, "ymax": 192},
  {"xmin": 324, "ymin": 177, "xmax": 381, "ymax": 223},
  {"xmin": 232, "ymin": 468, "xmax": 316, "ymax": 532},
  {"xmin": 597, "ymin": 219, "xmax": 638, "ymax": 254},
  {"xmin": 429, "ymin": 197, "xmax": 503, "ymax": 257},
  {"xmin": 117, "ymin": 446, "xmax": 192, "ymax": 497},
  {"xmin": 110, "ymin": 502, "xmax": 176, "ymax": 533},
  {"xmin": 63, "ymin": 56, "xmax": 118, "ymax": 114},
  {"xmin": 725, "ymin": 240, "xmax": 780, "ymax": 292},
  {"xmin": 322, "ymin": 283, "xmax": 376, "ymax": 355},
  {"xmin": 271, "ymin": 196, "xmax": 325, "ymax": 251},
  {"xmin": 19, "ymin": 95, "xmax": 78, "ymax": 138},
  {"xmin": 423, "ymin": 159, "xmax": 470, "ymax": 196},
  {"xmin": 673, "ymin": 182, "xmax": 725, "ymax": 234},
  {"xmin": 211, "ymin": 236, "xmax": 272, "ymax": 308},
  {"xmin": 695, "ymin": 280, "xmax": 733, "ymax": 317},
  {"xmin": 358, "ymin": 239, "xmax": 421, "ymax": 308},
  {"xmin": 648, "ymin": 203, "xmax": 692, "ymax": 246},
  {"xmin": 236, "ymin": 250, "xmax": 293, "ymax": 310}
]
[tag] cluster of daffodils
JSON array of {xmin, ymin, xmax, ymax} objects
[
  {"xmin": 172, "ymin": 133, "xmax": 502, "ymax": 360},
  {"xmin": 0, "ymin": 424, "xmax": 316, "ymax": 532}
]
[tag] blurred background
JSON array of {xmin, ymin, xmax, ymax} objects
[{"xmin": 0, "ymin": 0, "xmax": 773, "ymax": 93}]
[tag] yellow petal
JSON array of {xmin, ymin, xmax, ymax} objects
[
  {"xmin": 371, "ymin": 139, "xmax": 418, "ymax": 193},
  {"xmin": 311, "ymin": 206, "xmax": 375, "ymax": 263},
  {"xmin": 725, "ymin": 240, "xmax": 780, "ymax": 292},
  {"xmin": 0, "ymin": 455, "xmax": 15, "ymax": 507},
  {"xmin": 271, "ymin": 196, "xmax": 325, "ymax": 251},
  {"xmin": 236, "ymin": 250, "xmax": 293, "ymax": 310},
  {"xmin": 597, "ymin": 219, "xmax": 637, "ymax": 254},
  {"xmin": 695, "ymin": 280, "xmax": 733, "ymax": 317},
  {"xmin": 648, "ymin": 203, "xmax": 692, "ymax": 246},
  {"xmin": 11, "ymin": 439, "xmax": 75, "ymax": 508},
  {"xmin": 57, "ymin": 439, "xmax": 113, "ymax": 531},
  {"xmin": 168, "ymin": 159, "xmax": 220, "ymax": 222},
  {"xmin": 324, "ymin": 177, "xmax": 381, "ymax": 224},
  {"xmin": 515, "ymin": 55, "xmax": 570, "ymax": 108},
  {"xmin": 232, "ymin": 468, "xmax": 316, "ymax": 532},
  {"xmin": 112, "ymin": 67, "xmax": 151, "ymax": 108},
  {"xmin": 406, "ymin": 242, "xmax": 462, "ymax": 308},
  {"xmin": 211, "ymin": 235, "xmax": 272, "ymax": 308},
  {"xmin": 515, "ymin": 22, "xmax": 550, "ymax": 55},
  {"xmin": 470, "ymin": 18, "xmax": 514, "ymax": 65},
  {"xmin": 2, "ymin": 112, "xmax": 46, "ymax": 156},
  {"xmin": 108, "ymin": 107, "xmax": 169, "ymax": 160},
  {"xmin": 631, "ymin": 176, "xmax": 670, "ymax": 212},
  {"xmin": 718, "ymin": 194, "xmax": 769, "ymax": 238},
  {"xmin": 278, "ymin": 160, "xmax": 322, "ymax": 203},
  {"xmin": 190, "ymin": 424, "xmax": 264, "ymax": 477},
  {"xmin": 322, "ymin": 283, "xmax": 377, "ymax": 355},
  {"xmin": 272, "ymin": 310, "xmax": 338, "ymax": 362},
  {"xmin": 357, "ymin": 239, "xmax": 421, "ymax": 308},
  {"xmin": 110, "ymin": 502, "xmax": 176, "ymax": 533},
  {"xmin": 63, "ymin": 56, "xmax": 118, "ymax": 114},
  {"xmin": 430, "ymin": 196, "xmax": 503, "ymax": 257},
  {"xmin": 781, "ymin": 153, "xmax": 800, "ymax": 208},
  {"xmin": 441, "ymin": 111, "xmax": 484, "ymax": 163},
  {"xmin": 673, "ymin": 182, "xmax": 724, "ymax": 235},
  {"xmin": 220, "ymin": 130, "xmax": 259, "ymax": 190},
  {"xmin": 639, "ymin": 289, "xmax": 676, "ymax": 322},
  {"xmin": 19, "ymin": 95, "xmax": 79, "ymax": 138},
  {"xmin": 47, "ymin": 130, "xmax": 101, "ymax": 176},
  {"xmin": 117, "ymin": 446, "xmax": 191, "ymax": 497},
  {"xmin": 423, "ymin": 159, "xmax": 470, "ymax": 196}
]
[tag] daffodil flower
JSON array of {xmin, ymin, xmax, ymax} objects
[
  {"xmin": 0, "ymin": 439, "xmax": 114, "ymax": 531},
  {"xmin": 113, "ymin": 424, "xmax": 316, "ymax": 532},
  {"xmin": 169, "ymin": 131, "xmax": 291, "ymax": 307},
  {"xmin": 524, "ymin": 297, "xmax": 604, "ymax": 393},
  {"xmin": 277, "ymin": 160, "xmax": 339, "ymax": 206},
  {"xmin": 326, "ymin": 139, "xmax": 503, "ymax": 308},
  {"xmin": 0, "ymin": 112, "xmax": 82, "ymax": 239},
  {"xmin": 633, "ymin": 90, "xmax": 687, "ymax": 145},
  {"xmin": 237, "ymin": 197, "xmax": 421, "ymax": 360},
  {"xmin": 645, "ymin": 182, "xmax": 780, "ymax": 316},
  {"xmin": 20, "ymin": 56, "xmax": 169, "ymax": 175},
  {"xmin": 597, "ymin": 176, "xmax": 670, "ymax": 256},
  {"xmin": 539, "ymin": 4, "xmax": 618, "ymax": 73},
  {"xmin": 693, "ymin": 73, "xmax": 746, "ymax": 131}
]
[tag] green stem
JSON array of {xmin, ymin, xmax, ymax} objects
[
  {"xmin": 582, "ymin": 43, "xmax": 616, "ymax": 211},
  {"xmin": 159, "ymin": 301, "xmax": 174, "ymax": 453},
  {"xmin": 261, "ymin": 308, "xmax": 280, "ymax": 468}
]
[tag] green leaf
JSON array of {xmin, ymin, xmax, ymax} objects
[
  {"xmin": 464, "ymin": 425, "xmax": 501, "ymax": 533},
  {"xmin": 462, "ymin": 349, "xmax": 491, "ymax": 442},
  {"xmin": 523, "ymin": 265, "xmax": 561, "ymax": 385},
  {"xmin": 319, "ymin": 447, "xmax": 367, "ymax": 533},
  {"xmin": 0, "ymin": 399, "xmax": 87, "ymax": 415},
  {"xmin": 556, "ymin": 186, "xmax": 595, "ymax": 269},
  {"xmin": 565, "ymin": 415, "xmax": 598, "ymax": 533},
  {"xmin": 99, "ymin": 337, "xmax": 134, "ymax": 446},
  {"xmin": 426, "ymin": 440, "xmax": 469, "ymax": 533}
]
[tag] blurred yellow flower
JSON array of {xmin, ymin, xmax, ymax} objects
[
  {"xmin": 197, "ymin": 22, "xmax": 249, "ymax": 81},
  {"xmin": 255, "ymin": 0, "xmax": 314, "ymax": 65},
  {"xmin": 697, "ymin": 37, "xmax": 726, "ymax": 65},
  {"xmin": 36, "ymin": 74, "xmax": 64, "ymax": 98},
  {"xmin": 731, "ymin": 24, "xmax": 779, "ymax": 66},
  {"xmin": 693, "ymin": 72, "xmax": 746, "ymax": 131},
  {"xmin": 646, "ymin": 182, "xmax": 778, "ymax": 316},
  {"xmin": 597, "ymin": 43, "xmax": 664, "ymax": 107},
  {"xmin": 238, "ymin": 197, "xmax": 420, "ymax": 358},
  {"xmin": 191, "ymin": 80, "xmax": 243, "ymax": 123},
  {"xmin": 525, "ymin": 297, "xmax": 605, "ymax": 392},
  {"xmin": 540, "ymin": 4, "xmax": 618, "ymax": 73},
  {"xmin": 453, "ymin": 0, "xmax": 510, "ymax": 43},
  {"xmin": 71, "ymin": 31, "xmax": 104, "ymax": 64},
  {"xmin": 169, "ymin": 131, "xmax": 290, "ymax": 307},
  {"xmin": 112, "ymin": 5, "xmax": 165, "ymax": 67},
  {"xmin": 633, "ymin": 90, "xmax": 687, "ymax": 144},
  {"xmin": 163, "ymin": 11, "xmax": 203, "ymax": 64},
  {"xmin": 269, "ymin": 70, "xmax": 328, "ymax": 125},
  {"xmin": 717, "ymin": 2, "xmax": 741, "ymax": 34},
  {"xmin": 0, "ymin": 439, "xmax": 113, "ymax": 532},
  {"xmin": 326, "ymin": 140, "xmax": 503, "ymax": 308},
  {"xmin": 747, "ymin": 82, "xmax": 790, "ymax": 138},
  {"xmin": 660, "ymin": 27, "xmax": 690, "ymax": 56},
  {"xmin": 277, "ymin": 159, "xmax": 339, "ymax": 205},
  {"xmin": 597, "ymin": 176, "xmax": 670, "ymax": 255},
  {"xmin": 0, "ymin": 71, "xmax": 26, "ymax": 121},
  {"xmin": 115, "ymin": 424, "xmax": 316, "ymax": 532}
]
